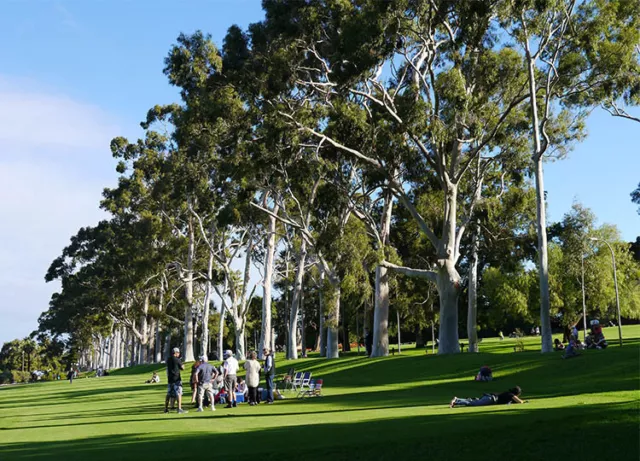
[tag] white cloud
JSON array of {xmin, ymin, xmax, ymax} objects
[
  {"xmin": 0, "ymin": 77, "xmax": 120, "ymax": 344},
  {"xmin": 0, "ymin": 77, "xmax": 119, "ymax": 152}
]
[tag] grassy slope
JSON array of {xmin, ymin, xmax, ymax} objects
[{"xmin": 0, "ymin": 326, "xmax": 638, "ymax": 461}]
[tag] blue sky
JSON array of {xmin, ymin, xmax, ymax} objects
[{"xmin": 0, "ymin": 1, "xmax": 638, "ymax": 345}]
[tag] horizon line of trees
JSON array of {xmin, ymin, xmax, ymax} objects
[{"xmin": 4, "ymin": 0, "xmax": 639, "ymax": 372}]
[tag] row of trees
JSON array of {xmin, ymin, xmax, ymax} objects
[{"xmin": 28, "ymin": 0, "xmax": 640, "ymax": 367}]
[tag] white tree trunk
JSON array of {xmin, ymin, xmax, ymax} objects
[
  {"xmin": 325, "ymin": 282, "xmax": 340, "ymax": 359},
  {"xmin": 155, "ymin": 287, "xmax": 163, "ymax": 363},
  {"xmin": 259, "ymin": 204, "xmax": 279, "ymax": 359},
  {"xmin": 217, "ymin": 305, "xmax": 225, "ymax": 361},
  {"xmin": 526, "ymin": 56, "xmax": 553, "ymax": 354},
  {"xmin": 234, "ymin": 323, "xmax": 246, "ymax": 360},
  {"xmin": 372, "ymin": 265, "xmax": 390, "ymax": 357},
  {"xmin": 467, "ymin": 228, "xmax": 480, "ymax": 353},
  {"xmin": 436, "ymin": 262, "xmax": 461, "ymax": 354},
  {"xmin": 318, "ymin": 269, "xmax": 326, "ymax": 357},
  {"xmin": 287, "ymin": 238, "xmax": 308, "ymax": 360},
  {"xmin": 140, "ymin": 293, "xmax": 149, "ymax": 364},
  {"xmin": 201, "ymin": 250, "xmax": 214, "ymax": 359},
  {"xmin": 183, "ymin": 216, "xmax": 196, "ymax": 362},
  {"xmin": 372, "ymin": 190, "xmax": 393, "ymax": 357}
]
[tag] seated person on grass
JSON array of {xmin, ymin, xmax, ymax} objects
[
  {"xmin": 450, "ymin": 386, "xmax": 527, "ymax": 408},
  {"xmin": 236, "ymin": 378, "xmax": 248, "ymax": 398},
  {"xmin": 474, "ymin": 366, "xmax": 493, "ymax": 382},
  {"xmin": 145, "ymin": 372, "xmax": 160, "ymax": 384}
]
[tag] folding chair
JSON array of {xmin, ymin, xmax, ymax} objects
[
  {"xmin": 298, "ymin": 379, "xmax": 323, "ymax": 399},
  {"xmin": 278, "ymin": 368, "xmax": 296, "ymax": 391},
  {"xmin": 295, "ymin": 371, "xmax": 312, "ymax": 393},
  {"xmin": 290, "ymin": 372, "xmax": 304, "ymax": 392}
]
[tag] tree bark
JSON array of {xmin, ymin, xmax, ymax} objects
[
  {"xmin": 201, "ymin": 248, "xmax": 214, "ymax": 359},
  {"xmin": 287, "ymin": 238, "xmax": 308, "ymax": 360},
  {"xmin": 183, "ymin": 212, "xmax": 196, "ymax": 362},
  {"xmin": 155, "ymin": 286, "xmax": 164, "ymax": 363},
  {"xmin": 140, "ymin": 293, "xmax": 150, "ymax": 364},
  {"xmin": 260, "ymin": 204, "xmax": 279, "ymax": 359},
  {"xmin": 467, "ymin": 227, "xmax": 480, "ymax": 353},
  {"xmin": 318, "ymin": 268, "xmax": 326, "ymax": 357},
  {"xmin": 436, "ymin": 261, "xmax": 461, "ymax": 354},
  {"xmin": 415, "ymin": 325, "xmax": 424, "ymax": 349},
  {"xmin": 372, "ymin": 190, "xmax": 393, "ymax": 357},
  {"xmin": 325, "ymin": 281, "xmax": 340, "ymax": 359},
  {"xmin": 526, "ymin": 55, "xmax": 553, "ymax": 353},
  {"xmin": 300, "ymin": 286, "xmax": 306, "ymax": 357},
  {"xmin": 217, "ymin": 305, "xmax": 225, "ymax": 361},
  {"xmin": 235, "ymin": 324, "xmax": 246, "ymax": 360}
]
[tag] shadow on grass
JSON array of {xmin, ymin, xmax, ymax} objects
[{"xmin": 0, "ymin": 402, "xmax": 638, "ymax": 461}]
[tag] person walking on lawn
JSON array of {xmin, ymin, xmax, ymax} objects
[
  {"xmin": 195, "ymin": 355, "xmax": 217, "ymax": 412},
  {"xmin": 263, "ymin": 348, "xmax": 275, "ymax": 404},
  {"xmin": 165, "ymin": 347, "xmax": 188, "ymax": 414},
  {"xmin": 223, "ymin": 350, "xmax": 239, "ymax": 408}
]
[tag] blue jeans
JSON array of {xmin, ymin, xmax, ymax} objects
[
  {"xmin": 455, "ymin": 395, "xmax": 494, "ymax": 407},
  {"xmin": 265, "ymin": 374, "xmax": 274, "ymax": 402}
]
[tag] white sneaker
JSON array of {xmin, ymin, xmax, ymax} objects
[
  {"xmin": 196, "ymin": 407, "xmax": 203, "ymax": 412},
  {"xmin": 210, "ymin": 406, "xmax": 215, "ymax": 411}
]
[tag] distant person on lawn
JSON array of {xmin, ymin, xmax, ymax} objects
[
  {"xmin": 244, "ymin": 351, "xmax": 261, "ymax": 406},
  {"xmin": 165, "ymin": 347, "xmax": 187, "ymax": 414},
  {"xmin": 145, "ymin": 371, "xmax": 160, "ymax": 384},
  {"xmin": 263, "ymin": 348, "xmax": 275, "ymax": 404},
  {"xmin": 190, "ymin": 358, "xmax": 202, "ymax": 405},
  {"xmin": 223, "ymin": 350, "xmax": 239, "ymax": 408},
  {"xmin": 450, "ymin": 386, "xmax": 527, "ymax": 408},
  {"xmin": 195, "ymin": 355, "xmax": 217, "ymax": 412}
]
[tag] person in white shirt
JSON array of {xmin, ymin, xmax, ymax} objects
[{"xmin": 223, "ymin": 350, "xmax": 239, "ymax": 408}]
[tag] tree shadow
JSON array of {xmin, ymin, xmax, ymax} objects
[{"xmin": 0, "ymin": 402, "xmax": 637, "ymax": 461}]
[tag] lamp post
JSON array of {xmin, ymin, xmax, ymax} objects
[{"xmin": 589, "ymin": 237, "xmax": 622, "ymax": 347}]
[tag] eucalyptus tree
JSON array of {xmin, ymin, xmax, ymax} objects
[
  {"xmin": 501, "ymin": 0, "xmax": 640, "ymax": 351},
  {"xmin": 257, "ymin": 0, "xmax": 549, "ymax": 353}
]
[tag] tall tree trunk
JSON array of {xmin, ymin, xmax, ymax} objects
[
  {"xmin": 182, "ymin": 211, "xmax": 196, "ymax": 362},
  {"xmin": 201, "ymin": 248, "xmax": 214, "ymax": 359},
  {"xmin": 155, "ymin": 287, "xmax": 163, "ymax": 363},
  {"xmin": 300, "ymin": 287, "xmax": 306, "ymax": 357},
  {"xmin": 140, "ymin": 293, "xmax": 149, "ymax": 364},
  {"xmin": 163, "ymin": 331, "xmax": 171, "ymax": 361},
  {"xmin": 526, "ymin": 56, "xmax": 553, "ymax": 353},
  {"xmin": 287, "ymin": 239, "xmax": 308, "ymax": 360},
  {"xmin": 372, "ymin": 190, "xmax": 393, "ymax": 357},
  {"xmin": 217, "ymin": 305, "xmax": 225, "ymax": 360},
  {"xmin": 319, "ymin": 269, "xmax": 326, "ymax": 357},
  {"xmin": 234, "ymin": 323, "xmax": 246, "ymax": 360},
  {"xmin": 325, "ymin": 280, "xmax": 340, "ymax": 359},
  {"xmin": 260, "ymin": 204, "xmax": 279, "ymax": 359},
  {"xmin": 436, "ymin": 262, "xmax": 461, "ymax": 354},
  {"xmin": 467, "ymin": 227, "xmax": 480, "ymax": 353},
  {"xmin": 415, "ymin": 325, "xmax": 424, "ymax": 349},
  {"xmin": 436, "ymin": 180, "xmax": 462, "ymax": 354},
  {"xmin": 342, "ymin": 303, "xmax": 351, "ymax": 352}
]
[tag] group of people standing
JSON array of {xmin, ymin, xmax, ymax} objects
[{"xmin": 164, "ymin": 347, "xmax": 276, "ymax": 414}]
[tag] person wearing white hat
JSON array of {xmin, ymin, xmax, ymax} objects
[{"xmin": 223, "ymin": 350, "xmax": 239, "ymax": 408}]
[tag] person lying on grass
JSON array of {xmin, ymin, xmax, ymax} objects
[{"xmin": 450, "ymin": 386, "xmax": 527, "ymax": 408}]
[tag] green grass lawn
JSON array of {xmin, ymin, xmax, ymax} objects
[{"xmin": 1, "ymin": 326, "xmax": 638, "ymax": 461}]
